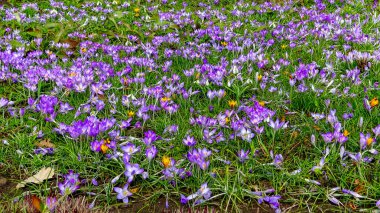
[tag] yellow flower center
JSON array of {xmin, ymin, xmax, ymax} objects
[
  {"xmin": 281, "ymin": 44, "xmax": 287, "ymax": 49},
  {"xmin": 134, "ymin": 8, "xmax": 140, "ymax": 13},
  {"xmin": 258, "ymin": 101, "xmax": 265, "ymax": 106},
  {"xmin": 130, "ymin": 187, "xmax": 139, "ymax": 193},
  {"xmin": 81, "ymin": 47, "xmax": 87, "ymax": 53},
  {"xmin": 221, "ymin": 41, "xmax": 228, "ymax": 46},
  {"xmin": 343, "ymin": 130, "xmax": 350, "ymax": 137}
]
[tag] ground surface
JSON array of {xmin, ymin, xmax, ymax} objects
[{"xmin": 0, "ymin": 0, "xmax": 380, "ymax": 212}]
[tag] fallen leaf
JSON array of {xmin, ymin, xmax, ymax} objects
[
  {"xmin": 31, "ymin": 195, "xmax": 42, "ymax": 212},
  {"xmin": 62, "ymin": 39, "xmax": 80, "ymax": 49},
  {"xmin": 36, "ymin": 139, "xmax": 55, "ymax": 148},
  {"xmin": 16, "ymin": 167, "xmax": 55, "ymax": 189},
  {"xmin": 130, "ymin": 187, "xmax": 139, "ymax": 193},
  {"xmin": 347, "ymin": 202, "xmax": 357, "ymax": 210}
]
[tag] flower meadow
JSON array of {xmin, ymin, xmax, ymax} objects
[{"xmin": 0, "ymin": 0, "xmax": 380, "ymax": 212}]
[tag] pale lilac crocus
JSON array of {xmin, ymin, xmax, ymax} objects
[
  {"xmin": 145, "ymin": 145, "xmax": 157, "ymax": 161},
  {"xmin": 183, "ymin": 135, "xmax": 197, "ymax": 147},
  {"xmin": 114, "ymin": 184, "xmax": 132, "ymax": 204},
  {"xmin": 239, "ymin": 128, "xmax": 254, "ymax": 142}
]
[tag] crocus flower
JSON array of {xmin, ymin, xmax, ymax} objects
[
  {"xmin": 34, "ymin": 148, "xmax": 55, "ymax": 155},
  {"xmin": 124, "ymin": 163, "xmax": 144, "ymax": 183},
  {"xmin": 359, "ymin": 133, "xmax": 375, "ymax": 150},
  {"xmin": 180, "ymin": 183, "xmax": 211, "ymax": 205},
  {"xmin": 258, "ymin": 195, "xmax": 281, "ymax": 212},
  {"xmin": 114, "ymin": 184, "xmax": 132, "ymax": 204},
  {"xmin": 121, "ymin": 143, "xmax": 140, "ymax": 155},
  {"xmin": 145, "ymin": 145, "xmax": 157, "ymax": 161},
  {"xmin": 143, "ymin": 130, "xmax": 160, "ymax": 146},
  {"xmin": 239, "ymin": 128, "xmax": 254, "ymax": 142},
  {"xmin": 183, "ymin": 135, "xmax": 197, "ymax": 147},
  {"xmin": 268, "ymin": 118, "xmax": 288, "ymax": 130},
  {"xmin": 373, "ymin": 125, "xmax": 380, "ymax": 138},
  {"xmin": 58, "ymin": 170, "xmax": 81, "ymax": 195},
  {"xmin": 46, "ymin": 196, "xmax": 58, "ymax": 212},
  {"xmin": 341, "ymin": 189, "xmax": 365, "ymax": 198},
  {"xmin": 363, "ymin": 98, "xmax": 372, "ymax": 111},
  {"xmin": 0, "ymin": 98, "xmax": 8, "ymax": 108},
  {"xmin": 237, "ymin": 149, "xmax": 249, "ymax": 163}
]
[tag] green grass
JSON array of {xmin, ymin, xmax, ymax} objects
[{"xmin": 0, "ymin": 0, "xmax": 380, "ymax": 212}]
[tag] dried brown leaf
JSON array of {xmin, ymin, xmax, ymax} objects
[
  {"xmin": 16, "ymin": 167, "xmax": 55, "ymax": 189},
  {"xmin": 36, "ymin": 139, "xmax": 55, "ymax": 148}
]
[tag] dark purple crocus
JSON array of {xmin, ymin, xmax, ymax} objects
[
  {"xmin": 143, "ymin": 130, "xmax": 160, "ymax": 146},
  {"xmin": 58, "ymin": 170, "xmax": 81, "ymax": 195},
  {"xmin": 36, "ymin": 95, "xmax": 58, "ymax": 115},
  {"xmin": 258, "ymin": 195, "xmax": 281, "ymax": 212},
  {"xmin": 34, "ymin": 147, "xmax": 55, "ymax": 155}
]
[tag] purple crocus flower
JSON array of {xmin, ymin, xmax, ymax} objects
[
  {"xmin": 143, "ymin": 130, "xmax": 160, "ymax": 146},
  {"xmin": 58, "ymin": 170, "xmax": 81, "ymax": 195},
  {"xmin": 91, "ymin": 178, "xmax": 98, "ymax": 186},
  {"xmin": 270, "ymin": 150, "xmax": 283, "ymax": 167},
  {"xmin": 258, "ymin": 195, "xmax": 281, "ymax": 212},
  {"xmin": 46, "ymin": 196, "xmax": 58, "ymax": 212},
  {"xmin": 121, "ymin": 143, "xmax": 140, "ymax": 155},
  {"xmin": 145, "ymin": 145, "xmax": 157, "ymax": 161},
  {"xmin": 124, "ymin": 163, "xmax": 144, "ymax": 183},
  {"xmin": 237, "ymin": 149, "xmax": 249, "ymax": 163},
  {"xmin": 164, "ymin": 125, "xmax": 179, "ymax": 134},
  {"xmin": 59, "ymin": 102, "xmax": 74, "ymax": 114},
  {"xmin": 0, "ymin": 98, "xmax": 8, "ymax": 108},
  {"xmin": 321, "ymin": 132, "xmax": 334, "ymax": 143},
  {"xmin": 273, "ymin": 154, "xmax": 283, "ymax": 167},
  {"xmin": 183, "ymin": 135, "xmax": 197, "ymax": 147},
  {"xmin": 359, "ymin": 133, "xmax": 375, "ymax": 150},
  {"xmin": 363, "ymin": 98, "xmax": 372, "ymax": 111},
  {"xmin": 268, "ymin": 118, "xmax": 288, "ymax": 130},
  {"xmin": 187, "ymin": 148, "xmax": 212, "ymax": 170},
  {"xmin": 373, "ymin": 125, "xmax": 380, "ymax": 138},
  {"xmin": 34, "ymin": 147, "xmax": 55, "ymax": 155},
  {"xmin": 114, "ymin": 184, "xmax": 132, "ymax": 204},
  {"xmin": 90, "ymin": 140, "xmax": 102, "ymax": 152},
  {"xmin": 180, "ymin": 183, "xmax": 212, "ymax": 205},
  {"xmin": 341, "ymin": 189, "xmax": 365, "ymax": 198},
  {"xmin": 36, "ymin": 95, "xmax": 58, "ymax": 115},
  {"xmin": 239, "ymin": 128, "xmax": 254, "ymax": 142}
]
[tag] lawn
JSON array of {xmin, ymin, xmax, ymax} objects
[{"xmin": 0, "ymin": 0, "xmax": 380, "ymax": 212}]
